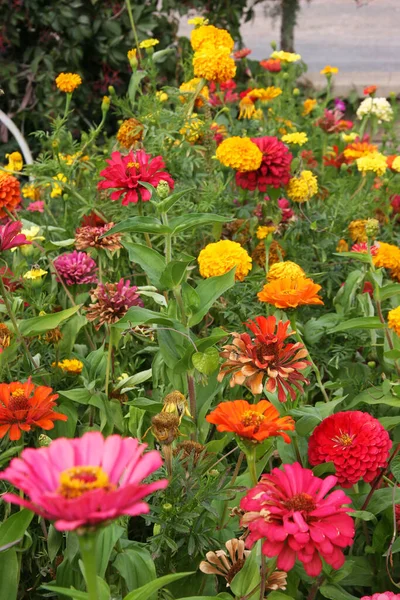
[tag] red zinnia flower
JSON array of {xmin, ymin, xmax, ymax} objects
[
  {"xmin": 300, "ymin": 150, "xmax": 318, "ymax": 169},
  {"xmin": 351, "ymin": 242, "xmax": 379, "ymax": 255},
  {"xmin": 260, "ymin": 58, "xmax": 281, "ymax": 72},
  {"xmin": 98, "ymin": 150, "xmax": 174, "ymax": 205},
  {"xmin": 315, "ymin": 109, "xmax": 353, "ymax": 133},
  {"xmin": 233, "ymin": 48, "xmax": 252, "ymax": 60},
  {"xmin": 81, "ymin": 211, "xmax": 107, "ymax": 227},
  {"xmin": 308, "ymin": 411, "xmax": 392, "ymax": 487},
  {"xmin": 362, "ymin": 281, "xmax": 374, "ymax": 296},
  {"xmin": 323, "ymin": 145, "xmax": 347, "ymax": 169},
  {"xmin": 236, "ymin": 136, "xmax": 293, "ymax": 192},
  {"xmin": 363, "ymin": 85, "xmax": 377, "ymax": 96},
  {"xmin": 0, "ymin": 379, "xmax": 67, "ymax": 441},
  {"xmin": 240, "ymin": 462, "xmax": 355, "ymax": 576},
  {"xmin": 391, "ymin": 194, "xmax": 400, "ymax": 217},
  {"xmin": 0, "ymin": 221, "xmax": 30, "ymax": 251},
  {"xmin": 217, "ymin": 315, "xmax": 310, "ymax": 402}
]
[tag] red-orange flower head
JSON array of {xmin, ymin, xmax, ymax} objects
[
  {"xmin": 217, "ymin": 316, "xmax": 311, "ymax": 402},
  {"xmin": 0, "ymin": 172, "xmax": 21, "ymax": 218},
  {"xmin": 0, "ymin": 379, "xmax": 67, "ymax": 441},
  {"xmin": 308, "ymin": 411, "xmax": 392, "ymax": 487},
  {"xmin": 206, "ymin": 399, "xmax": 295, "ymax": 443},
  {"xmin": 97, "ymin": 150, "xmax": 174, "ymax": 206},
  {"xmin": 235, "ymin": 136, "xmax": 292, "ymax": 192}
]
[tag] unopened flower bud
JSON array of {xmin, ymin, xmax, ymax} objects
[
  {"xmin": 38, "ymin": 434, "xmax": 52, "ymax": 447},
  {"xmin": 282, "ymin": 72, "xmax": 289, "ymax": 80},
  {"xmin": 340, "ymin": 162, "xmax": 349, "ymax": 172},
  {"xmin": 367, "ymin": 361, "xmax": 376, "ymax": 368},
  {"xmin": 153, "ymin": 524, "xmax": 161, "ymax": 535},
  {"xmin": 270, "ymin": 40, "xmax": 277, "ymax": 50},
  {"xmin": 108, "ymin": 85, "xmax": 116, "ymax": 98},
  {"xmin": 209, "ymin": 469, "xmax": 219, "ymax": 477},
  {"xmin": 293, "ymin": 87, "xmax": 300, "ymax": 96},
  {"xmin": 127, "ymin": 48, "xmax": 138, "ymax": 70},
  {"xmin": 162, "ymin": 503, "xmax": 173, "ymax": 512},
  {"xmin": 156, "ymin": 180, "xmax": 171, "ymax": 200},
  {"xmin": 365, "ymin": 218, "xmax": 379, "ymax": 239},
  {"xmin": 101, "ymin": 95, "xmax": 111, "ymax": 115}
]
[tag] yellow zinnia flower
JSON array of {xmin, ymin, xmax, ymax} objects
[
  {"xmin": 341, "ymin": 132, "xmax": 358, "ymax": 143},
  {"xmin": 320, "ymin": 65, "xmax": 339, "ymax": 75},
  {"xmin": 270, "ymin": 50, "xmax": 301, "ymax": 63},
  {"xmin": 198, "ymin": 239, "xmax": 252, "ymax": 282},
  {"xmin": 52, "ymin": 358, "xmax": 83, "ymax": 374},
  {"xmin": 256, "ymin": 225, "xmax": 276, "ymax": 240},
  {"xmin": 388, "ymin": 306, "xmax": 400, "ymax": 337},
  {"xmin": 302, "ymin": 99, "xmax": 317, "ymax": 116},
  {"xmin": 250, "ymin": 87, "xmax": 282, "ymax": 102},
  {"xmin": 156, "ymin": 91, "xmax": 168, "ymax": 102},
  {"xmin": 215, "ymin": 137, "xmax": 263, "ymax": 172},
  {"xmin": 23, "ymin": 268, "xmax": 47, "ymax": 280},
  {"xmin": 51, "ymin": 173, "xmax": 67, "ymax": 198},
  {"xmin": 139, "ymin": 38, "xmax": 159, "ymax": 49},
  {"xmin": 55, "ymin": 72, "xmax": 82, "ymax": 93},
  {"xmin": 188, "ymin": 16, "xmax": 209, "ymax": 26},
  {"xmin": 22, "ymin": 183, "xmax": 41, "ymax": 201},
  {"xmin": 282, "ymin": 132, "xmax": 308, "ymax": 146},
  {"xmin": 287, "ymin": 170, "xmax": 318, "ymax": 203}
]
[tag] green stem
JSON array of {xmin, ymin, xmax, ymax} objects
[
  {"xmin": 125, "ymin": 0, "xmax": 142, "ymax": 61},
  {"xmin": 63, "ymin": 93, "xmax": 72, "ymax": 121},
  {"xmin": 78, "ymin": 532, "xmax": 99, "ymax": 600},
  {"xmin": 185, "ymin": 78, "xmax": 206, "ymax": 119},
  {"xmin": 246, "ymin": 446, "xmax": 258, "ymax": 486},
  {"xmin": 187, "ymin": 373, "xmax": 197, "ymax": 440},
  {"xmin": 105, "ymin": 329, "xmax": 113, "ymax": 397},
  {"xmin": 137, "ymin": 199, "xmax": 152, "ymax": 249},
  {"xmin": 161, "ymin": 212, "xmax": 172, "ymax": 263}
]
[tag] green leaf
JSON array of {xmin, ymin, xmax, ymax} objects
[
  {"xmin": 384, "ymin": 349, "xmax": 400, "ymax": 360},
  {"xmin": 347, "ymin": 386, "xmax": 399, "ymax": 409},
  {"xmin": 230, "ymin": 545, "xmax": 260, "ymax": 599},
  {"xmin": 47, "ymin": 525, "xmax": 63, "ymax": 562},
  {"xmin": 123, "ymin": 572, "xmax": 193, "ymax": 600},
  {"xmin": 155, "ymin": 187, "xmax": 196, "ymax": 213},
  {"xmin": 113, "ymin": 307, "xmax": 174, "ymax": 330},
  {"xmin": 189, "ymin": 269, "xmax": 236, "ymax": 327},
  {"xmin": 0, "ymin": 549, "xmax": 18, "ymax": 600},
  {"xmin": 96, "ymin": 524, "xmax": 124, "ymax": 578},
  {"xmin": 192, "ymin": 347, "xmax": 220, "ymax": 375},
  {"xmin": 123, "ymin": 242, "xmax": 166, "ymax": 287},
  {"xmin": 19, "ymin": 306, "xmax": 81, "ymax": 336},
  {"xmin": 391, "ymin": 454, "xmax": 400, "ymax": 483},
  {"xmin": 59, "ymin": 388, "xmax": 92, "ymax": 405},
  {"xmin": 104, "ymin": 217, "xmax": 171, "ymax": 236},
  {"xmin": 312, "ymin": 462, "xmax": 336, "ymax": 477},
  {"xmin": 334, "ymin": 251, "xmax": 372, "ymax": 264},
  {"xmin": 320, "ymin": 583, "xmax": 359, "ymax": 600},
  {"xmin": 169, "ymin": 213, "xmax": 231, "ymax": 235},
  {"xmin": 379, "ymin": 283, "xmax": 400, "ymax": 301},
  {"xmin": 113, "ymin": 545, "xmax": 156, "ymax": 594},
  {"xmin": 0, "ymin": 510, "xmax": 34, "ymax": 550},
  {"xmin": 41, "ymin": 585, "xmax": 88, "ymax": 599},
  {"xmin": 351, "ymin": 510, "xmax": 377, "ymax": 523},
  {"xmin": 160, "ymin": 259, "xmax": 192, "ymax": 290},
  {"xmin": 379, "ymin": 416, "xmax": 400, "ymax": 430},
  {"xmin": 0, "ymin": 445, "xmax": 23, "ymax": 468},
  {"xmin": 268, "ymin": 593, "xmax": 295, "ymax": 600},
  {"xmin": 181, "ymin": 282, "xmax": 200, "ymax": 314},
  {"xmin": 128, "ymin": 70, "xmax": 146, "ymax": 104},
  {"xmin": 360, "ymin": 487, "xmax": 400, "ymax": 515},
  {"xmin": 328, "ymin": 317, "xmax": 384, "ymax": 333}
]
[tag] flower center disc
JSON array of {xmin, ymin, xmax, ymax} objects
[
  {"xmin": 8, "ymin": 388, "xmax": 30, "ymax": 411},
  {"xmin": 127, "ymin": 161, "xmax": 140, "ymax": 170},
  {"xmin": 284, "ymin": 492, "xmax": 316, "ymax": 513},
  {"xmin": 58, "ymin": 466, "xmax": 114, "ymax": 499},
  {"xmin": 332, "ymin": 431, "xmax": 355, "ymax": 447},
  {"xmin": 241, "ymin": 410, "xmax": 265, "ymax": 431}
]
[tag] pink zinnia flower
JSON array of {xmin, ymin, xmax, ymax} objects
[
  {"xmin": 209, "ymin": 80, "xmax": 239, "ymax": 106},
  {"xmin": 54, "ymin": 250, "xmax": 98, "ymax": 285},
  {"xmin": 0, "ymin": 221, "xmax": 31, "ymax": 252},
  {"xmin": 315, "ymin": 109, "xmax": 353, "ymax": 133},
  {"xmin": 351, "ymin": 242, "xmax": 379, "ymax": 255},
  {"xmin": 278, "ymin": 197, "xmax": 294, "ymax": 222},
  {"xmin": 97, "ymin": 150, "xmax": 174, "ymax": 206},
  {"xmin": 0, "ymin": 431, "xmax": 168, "ymax": 531},
  {"xmin": 240, "ymin": 462, "xmax": 355, "ymax": 576},
  {"xmin": 86, "ymin": 278, "xmax": 143, "ymax": 329},
  {"xmin": 361, "ymin": 594, "xmax": 400, "ymax": 600},
  {"xmin": 236, "ymin": 136, "xmax": 293, "ymax": 192},
  {"xmin": 26, "ymin": 201, "xmax": 45, "ymax": 213}
]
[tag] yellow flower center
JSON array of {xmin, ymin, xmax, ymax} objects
[
  {"xmin": 58, "ymin": 466, "xmax": 114, "ymax": 499},
  {"xmin": 241, "ymin": 410, "xmax": 265, "ymax": 428},
  {"xmin": 11, "ymin": 388, "xmax": 25, "ymax": 398},
  {"xmin": 332, "ymin": 432, "xmax": 355, "ymax": 447},
  {"xmin": 127, "ymin": 161, "xmax": 140, "ymax": 170},
  {"xmin": 284, "ymin": 492, "xmax": 316, "ymax": 512}
]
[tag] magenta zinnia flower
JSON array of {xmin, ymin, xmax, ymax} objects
[
  {"xmin": 86, "ymin": 278, "xmax": 143, "ymax": 329},
  {"xmin": 361, "ymin": 594, "xmax": 400, "ymax": 600},
  {"xmin": 351, "ymin": 242, "xmax": 379, "ymax": 255},
  {"xmin": 97, "ymin": 150, "xmax": 174, "ymax": 205},
  {"xmin": 54, "ymin": 250, "xmax": 98, "ymax": 285},
  {"xmin": 0, "ymin": 221, "xmax": 31, "ymax": 252},
  {"xmin": 0, "ymin": 431, "xmax": 168, "ymax": 531},
  {"xmin": 26, "ymin": 201, "xmax": 45, "ymax": 213},
  {"xmin": 235, "ymin": 136, "xmax": 293, "ymax": 192},
  {"xmin": 240, "ymin": 463, "xmax": 355, "ymax": 576}
]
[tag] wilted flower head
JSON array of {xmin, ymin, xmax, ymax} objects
[
  {"xmin": 315, "ymin": 109, "xmax": 352, "ymax": 133},
  {"xmin": 54, "ymin": 251, "xmax": 97, "ymax": 285},
  {"xmin": 200, "ymin": 539, "xmax": 251, "ymax": 584},
  {"xmin": 86, "ymin": 278, "xmax": 143, "ymax": 329},
  {"xmin": 75, "ymin": 222, "xmax": 122, "ymax": 252}
]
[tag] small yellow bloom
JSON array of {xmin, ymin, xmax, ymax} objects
[
  {"xmin": 270, "ymin": 50, "xmax": 301, "ymax": 63},
  {"xmin": 252, "ymin": 108, "xmax": 264, "ymax": 120},
  {"xmin": 392, "ymin": 156, "xmax": 400, "ymax": 173},
  {"xmin": 320, "ymin": 65, "xmax": 339, "ymax": 76},
  {"xmin": 52, "ymin": 358, "xmax": 83, "ymax": 374},
  {"xmin": 267, "ymin": 261, "xmax": 306, "ymax": 281},
  {"xmin": 139, "ymin": 38, "xmax": 159, "ymax": 49},
  {"xmin": 238, "ymin": 96, "xmax": 256, "ymax": 120},
  {"xmin": 188, "ymin": 16, "xmax": 209, "ymax": 26},
  {"xmin": 51, "ymin": 173, "xmax": 68, "ymax": 198},
  {"xmin": 388, "ymin": 306, "xmax": 400, "ymax": 337},
  {"xmin": 127, "ymin": 48, "xmax": 137, "ymax": 61},
  {"xmin": 282, "ymin": 132, "xmax": 308, "ymax": 146},
  {"xmin": 348, "ymin": 220, "xmax": 368, "ymax": 243},
  {"xmin": 4, "ymin": 152, "xmax": 23, "ymax": 172},
  {"xmin": 287, "ymin": 170, "xmax": 318, "ymax": 203},
  {"xmin": 336, "ymin": 239, "xmax": 349, "ymax": 252},
  {"xmin": 341, "ymin": 132, "xmax": 358, "ymax": 143},
  {"xmin": 250, "ymin": 87, "xmax": 282, "ymax": 102},
  {"xmin": 55, "ymin": 72, "xmax": 82, "ymax": 93},
  {"xmin": 179, "ymin": 115, "xmax": 204, "ymax": 143},
  {"xmin": 156, "ymin": 90, "xmax": 168, "ymax": 102},
  {"xmin": 356, "ymin": 153, "xmax": 387, "ymax": 177},
  {"xmin": 256, "ymin": 225, "xmax": 276, "ymax": 240},
  {"xmin": 23, "ymin": 268, "xmax": 47, "ymax": 280},
  {"xmin": 22, "ymin": 183, "xmax": 41, "ymax": 201},
  {"xmin": 302, "ymin": 98, "xmax": 317, "ymax": 116},
  {"xmin": 13, "ymin": 225, "xmax": 44, "ymax": 255}
]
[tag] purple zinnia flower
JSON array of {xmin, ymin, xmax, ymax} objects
[
  {"xmin": 86, "ymin": 278, "xmax": 143, "ymax": 329},
  {"xmin": 334, "ymin": 98, "xmax": 346, "ymax": 112},
  {"xmin": 53, "ymin": 250, "xmax": 98, "ymax": 285}
]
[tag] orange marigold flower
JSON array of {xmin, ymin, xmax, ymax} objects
[
  {"xmin": 206, "ymin": 399, "xmax": 295, "ymax": 442},
  {"xmin": 348, "ymin": 219, "xmax": 368, "ymax": 243},
  {"xmin": 116, "ymin": 118, "xmax": 144, "ymax": 149},
  {"xmin": 0, "ymin": 172, "xmax": 21, "ymax": 218},
  {"xmin": 55, "ymin": 72, "xmax": 82, "ymax": 93},
  {"xmin": 343, "ymin": 141, "xmax": 378, "ymax": 162},
  {"xmin": 0, "ymin": 379, "xmax": 67, "ymax": 441},
  {"xmin": 191, "ymin": 25, "xmax": 234, "ymax": 52},
  {"xmin": 373, "ymin": 241, "xmax": 400, "ymax": 282},
  {"xmin": 336, "ymin": 239, "xmax": 349, "ymax": 252},
  {"xmin": 258, "ymin": 277, "xmax": 324, "ymax": 309}
]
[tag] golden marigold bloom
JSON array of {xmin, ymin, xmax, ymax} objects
[
  {"xmin": 238, "ymin": 96, "xmax": 256, "ymax": 120},
  {"xmin": 373, "ymin": 242, "xmax": 400, "ymax": 281},
  {"xmin": 190, "ymin": 25, "xmax": 234, "ymax": 52},
  {"xmin": 348, "ymin": 219, "xmax": 368, "ymax": 243},
  {"xmin": 55, "ymin": 72, "xmax": 82, "ymax": 93},
  {"xmin": 249, "ymin": 87, "xmax": 282, "ymax": 102},
  {"xmin": 320, "ymin": 65, "xmax": 339, "ymax": 75},
  {"xmin": 336, "ymin": 239, "xmax": 349, "ymax": 252},
  {"xmin": 23, "ymin": 268, "xmax": 47, "ymax": 280},
  {"xmin": 343, "ymin": 141, "xmax": 378, "ymax": 162},
  {"xmin": 215, "ymin": 136, "xmax": 263, "ymax": 172},
  {"xmin": 270, "ymin": 50, "xmax": 301, "ymax": 63},
  {"xmin": 51, "ymin": 173, "xmax": 67, "ymax": 198},
  {"xmin": 193, "ymin": 47, "xmax": 236, "ymax": 83},
  {"xmin": 388, "ymin": 306, "xmax": 400, "ymax": 336},
  {"xmin": 116, "ymin": 118, "xmax": 144, "ymax": 149},
  {"xmin": 256, "ymin": 225, "xmax": 276, "ymax": 240},
  {"xmin": 206, "ymin": 399, "xmax": 295, "ymax": 442},
  {"xmin": 52, "ymin": 359, "xmax": 83, "ymax": 374},
  {"xmin": 0, "ymin": 323, "xmax": 11, "ymax": 351},
  {"xmin": 287, "ymin": 170, "xmax": 318, "ymax": 203},
  {"xmin": 4, "ymin": 152, "xmax": 23, "ymax": 172},
  {"xmin": 0, "ymin": 379, "xmax": 67, "ymax": 441},
  {"xmin": 392, "ymin": 156, "xmax": 400, "ymax": 172},
  {"xmin": 198, "ymin": 239, "xmax": 252, "ymax": 281},
  {"xmin": 139, "ymin": 38, "xmax": 159, "ymax": 49},
  {"xmin": 188, "ymin": 16, "xmax": 209, "ymax": 26},
  {"xmin": 258, "ymin": 277, "xmax": 324, "ymax": 309},
  {"xmin": 0, "ymin": 172, "xmax": 21, "ymax": 217},
  {"xmin": 156, "ymin": 90, "xmax": 168, "ymax": 102},
  {"xmin": 267, "ymin": 261, "xmax": 306, "ymax": 281},
  {"xmin": 356, "ymin": 153, "xmax": 387, "ymax": 177},
  {"xmin": 127, "ymin": 48, "xmax": 137, "ymax": 61},
  {"xmin": 282, "ymin": 132, "xmax": 308, "ymax": 146},
  {"xmin": 22, "ymin": 183, "xmax": 41, "ymax": 201},
  {"xmin": 179, "ymin": 78, "xmax": 209, "ymax": 107},
  {"xmin": 302, "ymin": 98, "xmax": 317, "ymax": 116}
]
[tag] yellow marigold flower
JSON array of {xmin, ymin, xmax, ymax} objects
[
  {"xmin": 22, "ymin": 183, "xmax": 41, "ymax": 201},
  {"xmin": 59, "ymin": 152, "xmax": 89, "ymax": 166},
  {"xmin": 320, "ymin": 65, "xmax": 339, "ymax": 75},
  {"xmin": 127, "ymin": 48, "xmax": 137, "ymax": 61},
  {"xmin": 188, "ymin": 16, "xmax": 209, "ymax": 26},
  {"xmin": 392, "ymin": 156, "xmax": 400, "ymax": 172},
  {"xmin": 191, "ymin": 25, "xmax": 234, "ymax": 52},
  {"xmin": 139, "ymin": 38, "xmax": 159, "ymax": 49},
  {"xmin": 179, "ymin": 78, "xmax": 209, "ymax": 107},
  {"xmin": 267, "ymin": 261, "xmax": 305, "ymax": 281},
  {"xmin": 193, "ymin": 47, "xmax": 236, "ymax": 83},
  {"xmin": 215, "ymin": 137, "xmax": 263, "ymax": 172},
  {"xmin": 116, "ymin": 118, "xmax": 144, "ymax": 149},
  {"xmin": 302, "ymin": 99, "xmax": 317, "ymax": 116},
  {"xmin": 348, "ymin": 220, "xmax": 368, "ymax": 243},
  {"xmin": 238, "ymin": 96, "xmax": 256, "ymax": 120},
  {"xmin": 373, "ymin": 242, "xmax": 400, "ymax": 282},
  {"xmin": 55, "ymin": 72, "xmax": 82, "ymax": 93},
  {"xmin": 250, "ymin": 87, "xmax": 282, "ymax": 102},
  {"xmin": 356, "ymin": 153, "xmax": 387, "ymax": 177},
  {"xmin": 52, "ymin": 358, "xmax": 83, "ymax": 374},
  {"xmin": 51, "ymin": 173, "xmax": 67, "ymax": 198},
  {"xmin": 287, "ymin": 170, "xmax": 318, "ymax": 203},
  {"xmin": 270, "ymin": 50, "xmax": 301, "ymax": 63},
  {"xmin": 282, "ymin": 132, "xmax": 308, "ymax": 146},
  {"xmin": 179, "ymin": 115, "xmax": 204, "ymax": 143},
  {"xmin": 388, "ymin": 306, "xmax": 400, "ymax": 336},
  {"xmin": 198, "ymin": 239, "xmax": 252, "ymax": 281},
  {"xmin": 256, "ymin": 225, "xmax": 276, "ymax": 240},
  {"xmin": 342, "ymin": 132, "xmax": 358, "ymax": 143},
  {"xmin": 156, "ymin": 90, "xmax": 168, "ymax": 102},
  {"xmin": 23, "ymin": 268, "xmax": 47, "ymax": 280},
  {"xmin": 4, "ymin": 152, "xmax": 23, "ymax": 172},
  {"xmin": 336, "ymin": 239, "xmax": 349, "ymax": 252}
]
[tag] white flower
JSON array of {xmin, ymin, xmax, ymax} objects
[{"xmin": 356, "ymin": 97, "xmax": 393, "ymax": 123}]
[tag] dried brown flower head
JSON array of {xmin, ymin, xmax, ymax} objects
[
  {"xmin": 75, "ymin": 222, "xmax": 122, "ymax": 252},
  {"xmin": 174, "ymin": 440, "xmax": 207, "ymax": 465},
  {"xmin": 162, "ymin": 391, "xmax": 191, "ymax": 423},
  {"xmin": 86, "ymin": 278, "xmax": 143, "ymax": 329},
  {"xmin": 151, "ymin": 413, "xmax": 180, "ymax": 445},
  {"xmin": 0, "ymin": 323, "xmax": 11, "ymax": 350},
  {"xmin": 44, "ymin": 328, "xmax": 63, "ymax": 345},
  {"xmin": 200, "ymin": 539, "xmax": 250, "ymax": 584},
  {"xmin": 252, "ymin": 240, "xmax": 285, "ymax": 269},
  {"xmin": 222, "ymin": 219, "xmax": 251, "ymax": 246}
]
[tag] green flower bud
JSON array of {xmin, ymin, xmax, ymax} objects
[
  {"xmin": 365, "ymin": 218, "xmax": 379, "ymax": 239},
  {"xmin": 270, "ymin": 40, "xmax": 277, "ymax": 50},
  {"xmin": 293, "ymin": 88, "xmax": 300, "ymax": 96},
  {"xmin": 101, "ymin": 95, "xmax": 111, "ymax": 115},
  {"xmin": 367, "ymin": 361, "xmax": 376, "ymax": 368},
  {"xmin": 38, "ymin": 434, "xmax": 52, "ymax": 447},
  {"xmin": 162, "ymin": 503, "xmax": 173, "ymax": 512},
  {"xmin": 156, "ymin": 180, "xmax": 171, "ymax": 200}
]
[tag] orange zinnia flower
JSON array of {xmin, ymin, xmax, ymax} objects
[
  {"xmin": 258, "ymin": 277, "xmax": 324, "ymax": 309},
  {"xmin": 206, "ymin": 399, "xmax": 295, "ymax": 442},
  {"xmin": 343, "ymin": 140, "xmax": 378, "ymax": 162},
  {"xmin": 0, "ymin": 379, "xmax": 67, "ymax": 440},
  {"xmin": 0, "ymin": 172, "xmax": 21, "ymax": 218}
]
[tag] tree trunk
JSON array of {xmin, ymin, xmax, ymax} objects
[{"xmin": 280, "ymin": 0, "xmax": 300, "ymax": 51}]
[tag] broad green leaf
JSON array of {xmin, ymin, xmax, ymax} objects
[
  {"xmin": 155, "ymin": 187, "xmax": 195, "ymax": 213},
  {"xmin": 230, "ymin": 545, "xmax": 260, "ymax": 599},
  {"xmin": 181, "ymin": 282, "xmax": 200, "ymax": 314},
  {"xmin": 379, "ymin": 283, "xmax": 400, "ymax": 301},
  {"xmin": 384, "ymin": 349, "xmax": 400, "ymax": 360},
  {"xmin": 334, "ymin": 251, "xmax": 372, "ymax": 264},
  {"xmin": 351, "ymin": 510, "xmax": 377, "ymax": 523},
  {"xmin": 169, "ymin": 213, "xmax": 231, "ymax": 235},
  {"xmin": 192, "ymin": 347, "xmax": 219, "ymax": 375},
  {"xmin": 160, "ymin": 259, "xmax": 192, "ymax": 290},
  {"xmin": 189, "ymin": 269, "xmax": 236, "ymax": 327},
  {"xmin": 347, "ymin": 386, "xmax": 399, "ymax": 409},
  {"xmin": 328, "ymin": 317, "xmax": 384, "ymax": 333},
  {"xmin": 0, "ymin": 445, "xmax": 22, "ymax": 468},
  {"xmin": 268, "ymin": 593, "xmax": 295, "ymax": 600},
  {"xmin": 128, "ymin": 70, "xmax": 146, "ymax": 104},
  {"xmin": 41, "ymin": 585, "xmax": 88, "ymax": 599},
  {"xmin": 0, "ymin": 549, "xmax": 18, "ymax": 600},
  {"xmin": 312, "ymin": 462, "xmax": 336, "ymax": 477},
  {"xmin": 113, "ymin": 545, "xmax": 156, "ymax": 594},
  {"xmin": 320, "ymin": 583, "xmax": 359, "ymax": 600},
  {"xmin": 359, "ymin": 487, "xmax": 400, "ymax": 515},
  {"xmin": 59, "ymin": 388, "xmax": 93, "ymax": 405},
  {"xmin": 113, "ymin": 307, "xmax": 174, "ymax": 330},
  {"xmin": 19, "ymin": 305, "xmax": 81, "ymax": 336},
  {"xmin": 391, "ymin": 454, "xmax": 400, "ymax": 483},
  {"xmin": 96, "ymin": 524, "xmax": 124, "ymax": 578},
  {"xmin": 123, "ymin": 242, "xmax": 165, "ymax": 287},
  {"xmin": 379, "ymin": 416, "xmax": 400, "ymax": 430},
  {"xmin": 0, "ymin": 510, "xmax": 34, "ymax": 549},
  {"xmin": 104, "ymin": 217, "xmax": 171, "ymax": 236},
  {"xmin": 47, "ymin": 525, "xmax": 63, "ymax": 562},
  {"xmin": 123, "ymin": 572, "xmax": 193, "ymax": 600}
]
